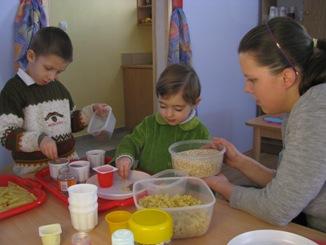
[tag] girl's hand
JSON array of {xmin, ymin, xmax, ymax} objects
[
  {"xmin": 93, "ymin": 103, "xmax": 110, "ymax": 117},
  {"xmin": 39, "ymin": 136, "xmax": 58, "ymax": 160},
  {"xmin": 116, "ymin": 156, "xmax": 132, "ymax": 179},
  {"xmin": 210, "ymin": 137, "xmax": 246, "ymax": 169}
]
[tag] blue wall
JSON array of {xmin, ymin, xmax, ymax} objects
[
  {"xmin": 184, "ymin": 0, "xmax": 259, "ymax": 152},
  {"xmin": 0, "ymin": 0, "xmax": 19, "ymax": 171}
]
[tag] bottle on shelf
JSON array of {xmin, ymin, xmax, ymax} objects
[
  {"xmin": 268, "ymin": 6, "xmax": 278, "ymax": 20},
  {"xmin": 287, "ymin": 6, "xmax": 296, "ymax": 19}
]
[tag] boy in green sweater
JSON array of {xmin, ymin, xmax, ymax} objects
[
  {"xmin": 0, "ymin": 27, "xmax": 109, "ymax": 175},
  {"xmin": 115, "ymin": 64, "xmax": 209, "ymax": 177}
]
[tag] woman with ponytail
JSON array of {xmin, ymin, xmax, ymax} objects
[{"xmin": 205, "ymin": 17, "xmax": 326, "ymax": 232}]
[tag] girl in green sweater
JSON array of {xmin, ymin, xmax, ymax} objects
[{"xmin": 115, "ymin": 64, "xmax": 209, "ymax": 177}]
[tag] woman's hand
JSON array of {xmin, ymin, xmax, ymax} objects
[
  {"xmin": 210, "ymin": 137, "xmax": 246, "ymax": 169},
  {"xmin": 39, "ymin": 136, "xmax": 58, "ymax": 160},
  {"xmin": 203, "ymin": 173, "xmax": 233, "ymax": 200},
  {"xmin": 93, "ymin": 103, "xmax": 110, "ymax": 117},
  {"xmin": 116, "ymin": 156, "xmax": 132, "ymax": 179}
]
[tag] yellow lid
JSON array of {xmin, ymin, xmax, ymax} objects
[{"xmin": 128, "ymin": 209, "xmax": 173, "ymax": 244}]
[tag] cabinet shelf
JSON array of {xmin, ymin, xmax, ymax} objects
[{"xmin": 137, "ymin": 0, "xmax": 152, "ymax": 26}]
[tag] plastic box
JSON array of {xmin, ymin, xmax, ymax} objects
[
  {"xmin": 152, "ymin": 169, "xmax": 188, "ymax": 178},
  {"xmin": 87, "ymin": 107, "xmax": 116, "ymax": 138},
  {"xmin": 133, "ymin": 177, "xmax": 216, "ymax": 239},
  {"xmin": 168, "ymin": 139, "xmax": 225, "ymax": 177}
]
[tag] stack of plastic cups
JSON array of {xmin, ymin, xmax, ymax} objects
[{"xmin": 67, "ymin": 184, "xmax": 98, "ymax": 232}]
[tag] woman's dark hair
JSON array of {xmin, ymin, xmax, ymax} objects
[
  {"xmin": 29, "ymin": 26, "xmax": 73, "ymax": 62},
  {"xmin": 156, "ymin": 64, "xmax": 201, "ymax": 105},
  {"xmin": 238, "ymin": 17, "xmax": 326, "ymax": 95}
]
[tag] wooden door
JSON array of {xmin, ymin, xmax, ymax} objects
[{"xmin": 303, "ymin": 0, "xmax": 326, "ymax": 39}]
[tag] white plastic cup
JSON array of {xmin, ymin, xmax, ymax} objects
[
  {"xmin": 68, "ymin": 197, "xmax": 98, "ymax": 208},
  {"xmin": 39, "ymin": 223, "xmax": 62, "ymax": 245},
  {"xmin": 69, "ymin": 160, "xmax": 90, "ymax": 183},
  {"xmin": 68, "ymin": 184, "xmax": 98, "ymax": 203},
  {"xmin": 86, "ymin": 149, "xmax": 105, "ymax": 168},
  {"xmin": 48, "ymin": 158, "xmax": 69, "ymax": 180},
  {"xmin": 69, "ymin": 205, "xmax": 98, "ymax": 232}
]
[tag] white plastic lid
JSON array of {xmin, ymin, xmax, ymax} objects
[{"xmin": 111, "ymin": 229, "xmax": 134, "ymax": 245}]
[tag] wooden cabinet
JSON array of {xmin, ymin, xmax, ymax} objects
[
  {"xmin": 122, "ymin": 65, "xmax": 153, "ymax": 129},
  {"xmin": 137, "ymin": 0, "xmax": 152, "ymax": 26},
  {"xmin": 261, "ymin": 0, "xmax": 326, "ymax": 38}
]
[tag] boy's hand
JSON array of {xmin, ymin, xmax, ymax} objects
[
  {"xmin": 93, "ymin": 103, "xmax": 110, "ymax": 117},
  {"xmin": 39, "ymin": 136, "xmax": 58, "ymax": 160},
  {"xmin": 116, "ymin": 156, "xmax": 132, "ymax": 179}
]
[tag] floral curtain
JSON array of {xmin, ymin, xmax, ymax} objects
[
  {"xmin": 167, "ymin": 7, "xmax": 192, "ymax": 65},
  {"xmin": 14, "ymin": 0, "xmax": 47, "ymax": 71}
]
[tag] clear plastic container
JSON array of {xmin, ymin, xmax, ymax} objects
[
  {"xmin": 133, "ymin": 177, "xmax": 216, "ymax": 239},
  {"xmin": 168, "ymin": 139, "xmax": 225, "ymax": 178},
  {"xmin": 152, "ymin": 169, "xmax": 188, "ymax": 178},
  {"xmin": 71, "ymin": 232, "xmax": 91, "ymax": 245},
  {"xmin": 87, "ymin": 106, "xmax": 116, "ymax": 138}
]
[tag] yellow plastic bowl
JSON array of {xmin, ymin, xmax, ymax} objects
[{"xmin": 128, "ymin": 209, "xmax": 173, "ymax": 244}]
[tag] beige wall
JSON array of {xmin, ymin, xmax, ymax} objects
[{"xmin": 49, "ymin": 0, "xmax": 152, "ymax": 132}]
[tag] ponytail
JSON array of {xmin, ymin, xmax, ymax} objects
[{"xmin": 300, "ymin": 38, "xmax": 326, "ymax": 95}]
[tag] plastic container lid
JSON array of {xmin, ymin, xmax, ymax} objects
[
  {"xmin": 111, "ymin": 229, "xmax": 134, "ymax": 245},
  {"xmin": 128, "ymin": 209, "xmax": 173, "ymax": 244},
  {"xmin": 87, "ymin": 106, "xmax": 116, "ymax": 137}
]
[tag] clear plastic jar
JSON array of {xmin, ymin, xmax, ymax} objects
[
  {"xmin": 71, "ymin": 232, "xmax": 91, "ymax": 245},
  {"xmin": 57, "ymin": 166, "xmax": 76, "ymax": 192}
]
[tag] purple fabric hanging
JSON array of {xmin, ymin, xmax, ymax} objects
[
  {"xmin": 14, "ymin": 0, "xmax": 47, "ymax": 71},
  {"xmin": 167, "ymin": 8, "xmax": 192, "ymax": 65}
]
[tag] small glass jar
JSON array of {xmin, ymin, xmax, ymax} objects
[
  {"xmin": 71, "ymin": 232, "xmax": 91, "ymax": 245},
  {"xmin": 57, "ymin": 166, "xmax": 76, "ymax": 192}
]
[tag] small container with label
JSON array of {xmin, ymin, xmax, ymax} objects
[{"xmin": 57, "ymin": 166, "xmax": 76, "ymax": 192}]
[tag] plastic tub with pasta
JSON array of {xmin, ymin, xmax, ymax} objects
[{"xmin": 133, "ymin": 177, "xmax": 216, "ymax": 239}]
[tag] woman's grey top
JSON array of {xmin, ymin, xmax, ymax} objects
[{"xmin": 230, "ymin": 83, "xmax": 326, "ymax": 232}]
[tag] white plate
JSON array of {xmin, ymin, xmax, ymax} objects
[
  {"xmin": 86, "ymin": 170, "xmax": 151, "ymax": 200},
  {"xmin": 227, "ymin": 230, "xmax": 318, "ymax": 245}
]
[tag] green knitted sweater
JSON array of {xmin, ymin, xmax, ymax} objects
[{"xmin": 115, "ymin": 113, "xmax": 210, "ymax": 174}]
